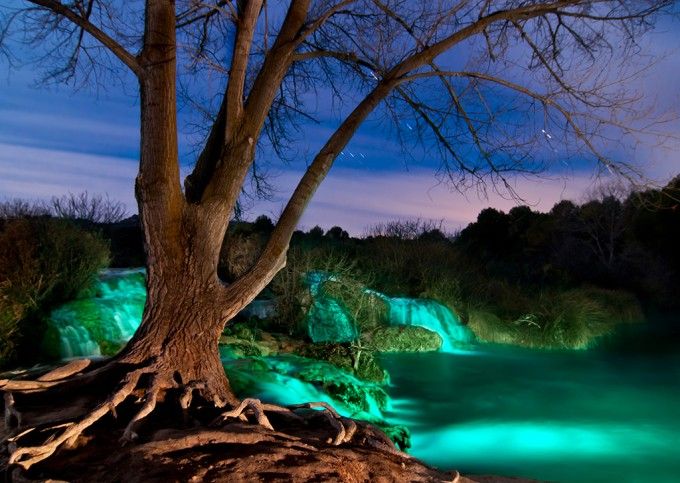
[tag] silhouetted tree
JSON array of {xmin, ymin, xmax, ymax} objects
[{"xmin": 326, "ymin": 226, "xmax": 349, "ymax": 240}]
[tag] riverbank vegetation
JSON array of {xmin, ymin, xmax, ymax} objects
[
  {"xmin": 0, "ymin": 197, "xmax": 112, "ymax": 367},
  {"xmin": 2, "ymin": 179, "xmax": 679, "ymax": 367}
]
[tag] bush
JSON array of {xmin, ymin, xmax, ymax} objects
[
  {"xmin": 467, "ymin": 287, "xmax": 642, "ymax": 350},
  {"xmin": 269, "ymin": 247, "xmax": 377, "ymax": 337},
  {"xmin": 0, "ymin": 217, "xmax": 110, "ymax": 366},
  {"xmin": 364, "ymin": 326, "xmax": 442, "ymax": 352}
]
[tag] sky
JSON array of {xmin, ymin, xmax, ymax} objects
[{"xmin": 1, "ymin": 4, "xmax": 679, "ymax": 235}]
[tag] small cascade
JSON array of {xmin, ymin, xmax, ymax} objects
[
  {"xmin": 384, "ymin": 298, "xmax": 475, "ymax": 352},
  {"xmin": 46, "ymin": 268, "xmax": 147, "ymax": 359},
  {"xmin": 302, "ymin": 272, "xmax": 473, "ymax": 351},
  {"xmin": 57, "ymin": 324, "xmax": 101, "ymax": 358}
]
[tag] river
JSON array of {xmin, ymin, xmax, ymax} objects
[{"xmin": 380, "ymin": 319, "xmax": 680, "ymax": 482}]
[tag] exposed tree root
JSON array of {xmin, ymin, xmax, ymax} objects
[
  {"xmin": 2, "ymin": 359, "xmax": 391, "ymax": 476},
  {"xmin": 288, "ymin": 401, "xmax": 358, "ymax": 445},
  {"xmin": 179, "ymin": 381, "xmax": 205, "ymax": 410},
  {"xmin": 4, "ymin": 394, "xmax": 21, "ymax": 429},
  {"xmin": 7, "ymin": 368, "xmax": 147, "ymax": 470},
  {"xmin": 0, "ymin": 380, "xmax": 62, "ymax": 393},
  {"xmin": 36, "ymin": 359, "xmax": 92, "ymax": 382},
  {"xmin": 121, "ymin": 376, "xmax": 162, "ymax": 443},
  {"xmin": 213, "ymin": 398, "xmax": 275, "ymax": 430},
  {"xmin": 214, "ymin": 398, "xmax": 357, "ymax": 446}
]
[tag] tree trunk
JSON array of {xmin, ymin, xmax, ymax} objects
[{"xmin": 116, "ymin": 203, "xmax": 272, "ymax": 406}]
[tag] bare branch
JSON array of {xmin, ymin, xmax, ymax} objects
[{"xmin": 26, "ymin": 0, "xmax": 141, "ymax": 76}]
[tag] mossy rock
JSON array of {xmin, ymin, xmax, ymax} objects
[
  {"xmin": 220, "ymin": 339, "xmax": 265, "ymax": 358},
  {"xmin": 296, "ymin": 343, "xmax": 388, "ymax": 383},
  {"xmin": 223, "ymin": 323, "xmax": 262, "ymax": 342},
  {"xmin": 364, "ymin": 326, "xmax": 442, "ymax": 353},
  {"xmin": 297, "ymin": 363, "xmax": 390, "ymax": 414}
]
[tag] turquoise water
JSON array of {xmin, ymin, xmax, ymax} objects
[
  {"xmin": 44, "ymin": 270, "xmax": 680, "ymax": 481},
  {"xmin": 47, "ymin": 269, "xmax": 473, "ymax": 357},
  {"xmin": 380, "ymin": 323, "xmax": 680, "ymax": 482}
]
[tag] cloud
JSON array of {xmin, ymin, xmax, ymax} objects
[
  {"xmin": 250, "ymin": 168, "xmax": 597, "ymax": 235},
  {"xmin": 1, "ymin": 142, "xmax": 598, "ymax": 235},
  {"xmin": 0, "ymin": 142, "xmax": 138, "ymax": 211}
]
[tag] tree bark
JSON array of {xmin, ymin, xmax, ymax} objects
[
  {"xmin": 117, "ymin": 263, "xmax": 240, "ymax": 406},
  {"xmin": 113, "ymin": 0, "xmax": 242, "ymax": 407}
]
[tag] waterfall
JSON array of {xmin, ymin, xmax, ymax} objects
[
  {"xmin": 304, "ymin": 272, "xmax": 474, "ymax": 350},
  {"xmin": 57, "ymin": 324, "xmax": 101, "ymax": 358},
  {"xmin": 46, "ymin": 268, "xmax": 146, "ymax": 359},
  {"xmin": 46, "ymin": 268, "xmax": 472, "ymax": 358},
  {"xmin": 385, "ymin": 297, "xmax": 474, "ymax": 352}
]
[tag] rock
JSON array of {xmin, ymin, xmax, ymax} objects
[
  {"xmin": 365, "ymin": 326, "xmax": 443, "ymax": 352},
  {"xmin": 296, "ymin": 343, "xmax": 388, "ymax": 383}
]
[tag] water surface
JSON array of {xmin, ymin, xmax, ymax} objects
[{"xmin": 381, "ymin": 323, "xmax": 680, "ymax": 482}]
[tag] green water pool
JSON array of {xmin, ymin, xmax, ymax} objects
[{"xmin": 380, "ymin": 325, "xmax": 680, "ymax": 482}]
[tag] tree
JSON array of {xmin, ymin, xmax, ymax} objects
[{"xmin": 0, "ymin": 0, "xmax": 673, "ymax": 470}]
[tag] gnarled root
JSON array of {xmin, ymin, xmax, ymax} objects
[
  {"xmin": 37, "ymin": 359, "xmax": 92, "ymax": 382},
  {"xmin": 2, "ymin": 358, "xmax": 241, "ymax": 472},
  {"xmin": 121, "ymin": 376, "xmax": 162, "ymax": 443},
  {"xmin": 4, "ymin": 393, "xmax": 21, "ymax": 429},
  {"xmin": 214, "ymin": 399, "xmax": 356, "ymax": 446},
  {"xmin": 213, "ymin": 398, "xmax": 274, "ymax": 430},
  {"xmin": 8, "ymin": 368, "xmax": 146, "ymax": 470},
  {"xmin": 288, "ymin": 402, "xmax": 357, "ymax": 446}
]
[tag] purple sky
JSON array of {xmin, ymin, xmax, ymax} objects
[{"xmin": 1, "ymin": 6, "xmax": 679, "ymax": 235}]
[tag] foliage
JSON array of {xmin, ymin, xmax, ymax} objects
[
  {"xmin": 296, "ymin": 343, "xmax": 388, "ymax": 384},
  {"xmin": 467, "ymin": 287, "xmax": 642, "ymax": 349},
  {"xmin": 0, "ymin": 217, "xmax": 110, "ymax": 366},
  {"xmin": 363, "ymin": 326, "xmax": 443, "ymax": 353},
  {"xmin": 50, "ymin": 192, "xmax": 127, "ymax": 224},
  {"xmin": 268, "ymin": 246, "xmax": 378, "ymax": 337},
  {"xmin": 0, "ymin": 192, "xmax": 127, "ymax": 224}
]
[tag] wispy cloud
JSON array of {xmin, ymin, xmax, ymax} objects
[
  {"xmin": 1, "ymin": 142, "xmax": 597, "ymax": 234},
  {"xmin": 0, "ymin": 142, "xmax": 138, "ymax": 210},
  {"xmin": 249, "ymin": 168, "xmax": 597, "ymax": 235}
]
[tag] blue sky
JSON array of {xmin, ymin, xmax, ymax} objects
[{"xmin": 1, "ymin": 6, "xmax": 679, "ymax": 235}]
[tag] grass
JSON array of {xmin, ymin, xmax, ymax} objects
[{"xmin": 467, "ymin": 287, "xmax": 643, "ymax": 350}]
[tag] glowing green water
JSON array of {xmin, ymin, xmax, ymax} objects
[
  {"xmin": 48, "ymin": 269, "xmax": 472, "ymax": 357},
  {"xmin": 46, "ymin": 269, "xmax": 146, "ymax": 357},
  {"xmin": 380, "ymin": 324, "xmax": 680, "ymax": 482},
  {"xmin": 44, "ymin": 270, "xmax": 680, "ymax": 481}
]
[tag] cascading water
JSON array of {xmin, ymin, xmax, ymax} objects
[
  {"xmin": 385, "ymin": 297, "xmax": 474, "ymax": 352},
  {"xmin": 47, "ymin": 268, "xmax": 472, "ymax": 357},
  {"xmin": 46, "ymin": 268, "xmax": 146, "ymax": 358},
  {"xmin": 304, "ymin": 272, "xmax": 474, "ymax": 351}
]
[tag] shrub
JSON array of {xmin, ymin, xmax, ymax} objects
[
  {"xmin": 467, "ymin": 287, "xmax": 642, "ymax": 350},
  {"xmin": 0, "ymin": 217, "xmax": 110, "ymax": 366},
  {"xmin": 363, "ymin": 326, "xmax": 442, "ymax": 352},
  {"xmin": 50, "ymin": 192, "xmax": 127, "ymax": 223},
  {"xmin": 269, "ymin": 246, "xmax": 378, "ymax": 337}
]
